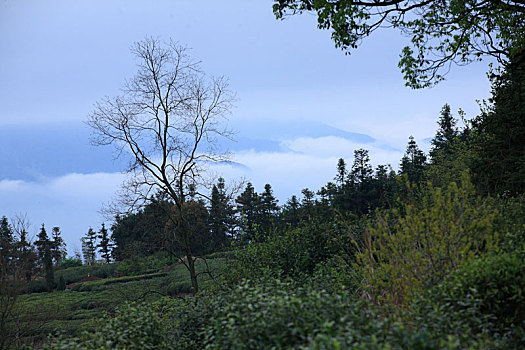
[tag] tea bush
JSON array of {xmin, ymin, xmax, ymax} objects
[
  {"xmin": 425, "ymin": 250, "xmax": 525, "ymax": 334},
  {"xmin": 227, "ymin": 221, "xmax": 337, "ymax": 284},
  {"xmin": 43, "ymin": 302, "xmax": 170, "ymax": 350}
]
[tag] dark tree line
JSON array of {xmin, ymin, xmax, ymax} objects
[
  {"xmin": 109, "ymin": 52, "xmax": 525, "ymax": 260},
  {"xmin": 107, "ymin": 137, "xmax": 439, "ymax": 259},
  {"xmin": 0, "ymin": 218, "xmax": 66, "ymax": 292}
]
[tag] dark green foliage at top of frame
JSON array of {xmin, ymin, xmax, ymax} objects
[{"xmin": 272, "ymin": 1, "xmax": 525, "ymax": 89}]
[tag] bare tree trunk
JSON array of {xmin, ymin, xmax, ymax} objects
[{"xmin": 187, "ymin": 255, "xmax": 198, "ymax": 294}]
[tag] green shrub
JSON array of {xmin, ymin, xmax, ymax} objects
[
  {"xmin": 91, "ymin": 263, "xmax": 118, "ymax": 279},
  {"xmin": 116, "ymin": 253, "xmax": 172, "ymax": 276},
  {"xmin": 54, "ymin": 263, "xmax": 118, "ymax": 286},
  {"xmin": 203, "ymin": 278, "xmax": 500, "ymax": 349},
  {"xmin": 60, "ymin": 257, "xmax": 82, "ymax": 269},
  {"xmin": 44, "ymin": 302, "xmax": 170, "ymax": 349},
  {"xmin": 425, "ymin": 251, "xmax": 525, "ymax": 333},
  {"xmin": 204, "ymin": 278, "xmax": 346, "ymax": 349},
  {"xmin": 57, "ymin": 276, "xmax": 66, "ymax": 291},
  {"xmin": 41, "ymin": 274, "xmax": 519, "ymax": 349},
  {"xmin": 227, "ymin": 221, "xmax": 336, "ymax": 284},
  {"xmin": 496, "ymin": 195, "xmax": 525, "ymax": 252},
  {"xmin": 359, "ymin": 173, "xmax": 499, "ymax": 306},
  {"xmin": 156, "ymin": 295, "xmax": 215, "ymax": 350},
  {"xmin": 166, "ymin": 281, "xmax": 193, "ymax": 296}
]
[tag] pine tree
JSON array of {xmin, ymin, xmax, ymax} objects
[
  {"xmin": 35, "ymin": 224, "xmax": 54, "ymax": 290},
  {"xmin": 426, "ymin": 105, "xmax": 472, "ymax": 188},
  {"xmin": 50, "ymin": 227, "xmax": 66, "ymax": 265},
  {"xmin": 282, "ymin": 195, "xmax": 300, "ymax": 228},
  {"xmin": 432, "ymin": 104, "xmax": 458, "ymax": 152},
  {"xmin": 97, "ymin": 223, "xmax": 112, "ymax": 263},
  {"xmin": 351, "ymin": 149, "xmax": 373, "ymax": 184},
  {"xmin": 300, "ymin": 188, "xmax": 316, "ymax": 219},
  {"xmin": 35, "ymin": 224, "xmax": 49, "ymax": 266},
  {"xmin": 259, "ymin": 184, "xmax": 279, "ymax": 236},
  {"xmin": 14, "ymin": 230, "xmax": 37, "ymax": 282},
  {"xmin": 235, "ymin": 183, "xmax": 260, "ymax": 241},
  {"xmin": 209, "ymin": 178, "xmax": 235, "ymax": 250},
  {"xmin": 0, "ymin": 217, "xmax": 14, "ymax": 271},
  {"xmin": 400, "ymin": 136, "xmax": 427, "ymax": 184},
  {"xmin": 349, "ymin": 149, "xmax": 376, "ymax": 214},
  {"xmin": 335, "ymin": 158, "xmax": 347, "ymax": 185},
  {"xmin": 472, "ymin": 50, "xmax": 525, "ymax": 194},
  {"xmin": 374, "ymin": 164, "xmax": 397, "ymax": 209},
  {"xmin": 81, "ymin": 228, "xmax": 97, "ymax": 265},
  {"xmin": 430, "ymin": 104, "xmax": 459, "ymax": 165}
]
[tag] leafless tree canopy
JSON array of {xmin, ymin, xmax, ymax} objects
[{"xmin": 88, "ymin": 38, "xmax": 235, "ymax": 212}]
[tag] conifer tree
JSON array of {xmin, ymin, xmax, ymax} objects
[
  {"xmin": 431, "ymin": 104, "xmax": 458, "ymax": 157},
  {"xmin": 374, "ymin": 164, "xmax": 397, "ymax": 209},
  {"xmin": 209, "ymin": 178, "xmax": 235, "ymax": 250},
  {"xmin": 472, "ymin": 50, "xmax": 525, "ymax": 194},
  {"xmin": 400, "ymin": 136, "xmax": 427, "ymax": 184},
  {"xmin": 235, "ymin": 183, "xmax": 260, "ymax": 241},
  {"xmin": 300, "ymin": 188, "xmax": 316, "ymax": 219},
  {"xmin": 50, "ymin": 226, "xmax": 66, "ymax": 265},
  {"xmin": 426, "ymin": 105, "xmax": 472, "ymax": 188},
  {"xmin": 0, "ymin": 217, "xmax": 17, "ymax": 349},
  {"xmin": 81, "ymin": 228, "xmax": 97, "ymax": 265},
  {"xmin": 35, "ymin": 224, "xmax": 49, "ymax": 266},
  {"xmin": 335, "ymin": 158, "xmax": 347, "ymax": 185},
  {"xmin": 97, "ymin": 223, "xmax": 112, "ymax": 263},
  {"xmin": 349, "ymin": 149, "xmax": 376, "ymax": 214},
  {"xmin": 14, "ymin": 230, "xmax": 36, "ymax": 282},
  {"xmin": 35, "ymin": 224, "xmax": 54, "ymax": 290},
  {"xmin": 351, "ymin": 149, "xmax": 373, "ymax": 184},
  {"xmin": 259, "ymin": 184, "xmax": 279, "ymax": 235},
  {"xmin": 282, "ymin": 195, "xmax": 300, "ymax": 228},
  {"xmin": 0, "ymin": 217, "xmax": 14, "ymax": 271}
]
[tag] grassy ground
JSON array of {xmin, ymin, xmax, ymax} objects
[{"xmin": 11, "ymin": 258, "xmax": 226, "ymax": 348}]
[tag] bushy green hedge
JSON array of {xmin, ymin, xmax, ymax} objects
[
  {"xmin": 71, "ymin": 272, "xmax": 167, "ymax": 292},
  {"xmin": 359, "ymin": 174, "xmax": 500, "ymax": 306},
  {"xmin": 496, "ymin": 195, "xmax": 525, "ymax": 252},
  {"xmin": 227, "ymin": 221, "xmax": 339, "ymax": 284},
  {"xmin": 423, "ymin": 251, "xmax": 525, "ymax": 334},
  {"xmin": 44, "ymin": 276, "xmax": 519, "ymax": 349},
  {"xmin": 43, "ymin": 302, "xmax": 170, "ymax": 349},
  {"xmin": 116, "ymin": 253, "xmax": 172, "ymax": 276},
  {"xmin": 54, "ymin": 263, "xmax": 118, "ymax": 287}
]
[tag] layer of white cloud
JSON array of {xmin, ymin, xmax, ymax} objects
[
  {"xmin": 283, "ymin": 136, "xmax": 402, "ymax": 162},
  {"xmin": 213, "ymin": 134, "xmax": 405, "ymax": 201}
]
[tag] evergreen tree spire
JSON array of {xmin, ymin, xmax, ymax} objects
[{"xmin": 400, "ymin": 136, "xmax": 427, "ymax": 184}]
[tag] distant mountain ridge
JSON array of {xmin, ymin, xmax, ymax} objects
[{"xmin": 0, "ymin": 119, "xmax": 377, "ymax": 182}]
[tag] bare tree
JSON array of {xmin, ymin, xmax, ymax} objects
[{"xmin": 87, "ymin": 38, "xmax": 235, "ymax": 293}]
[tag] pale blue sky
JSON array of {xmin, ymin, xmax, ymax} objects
[{"xmin": 0, "ymin": 0, "xmax": 493, "ymax": 252}]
